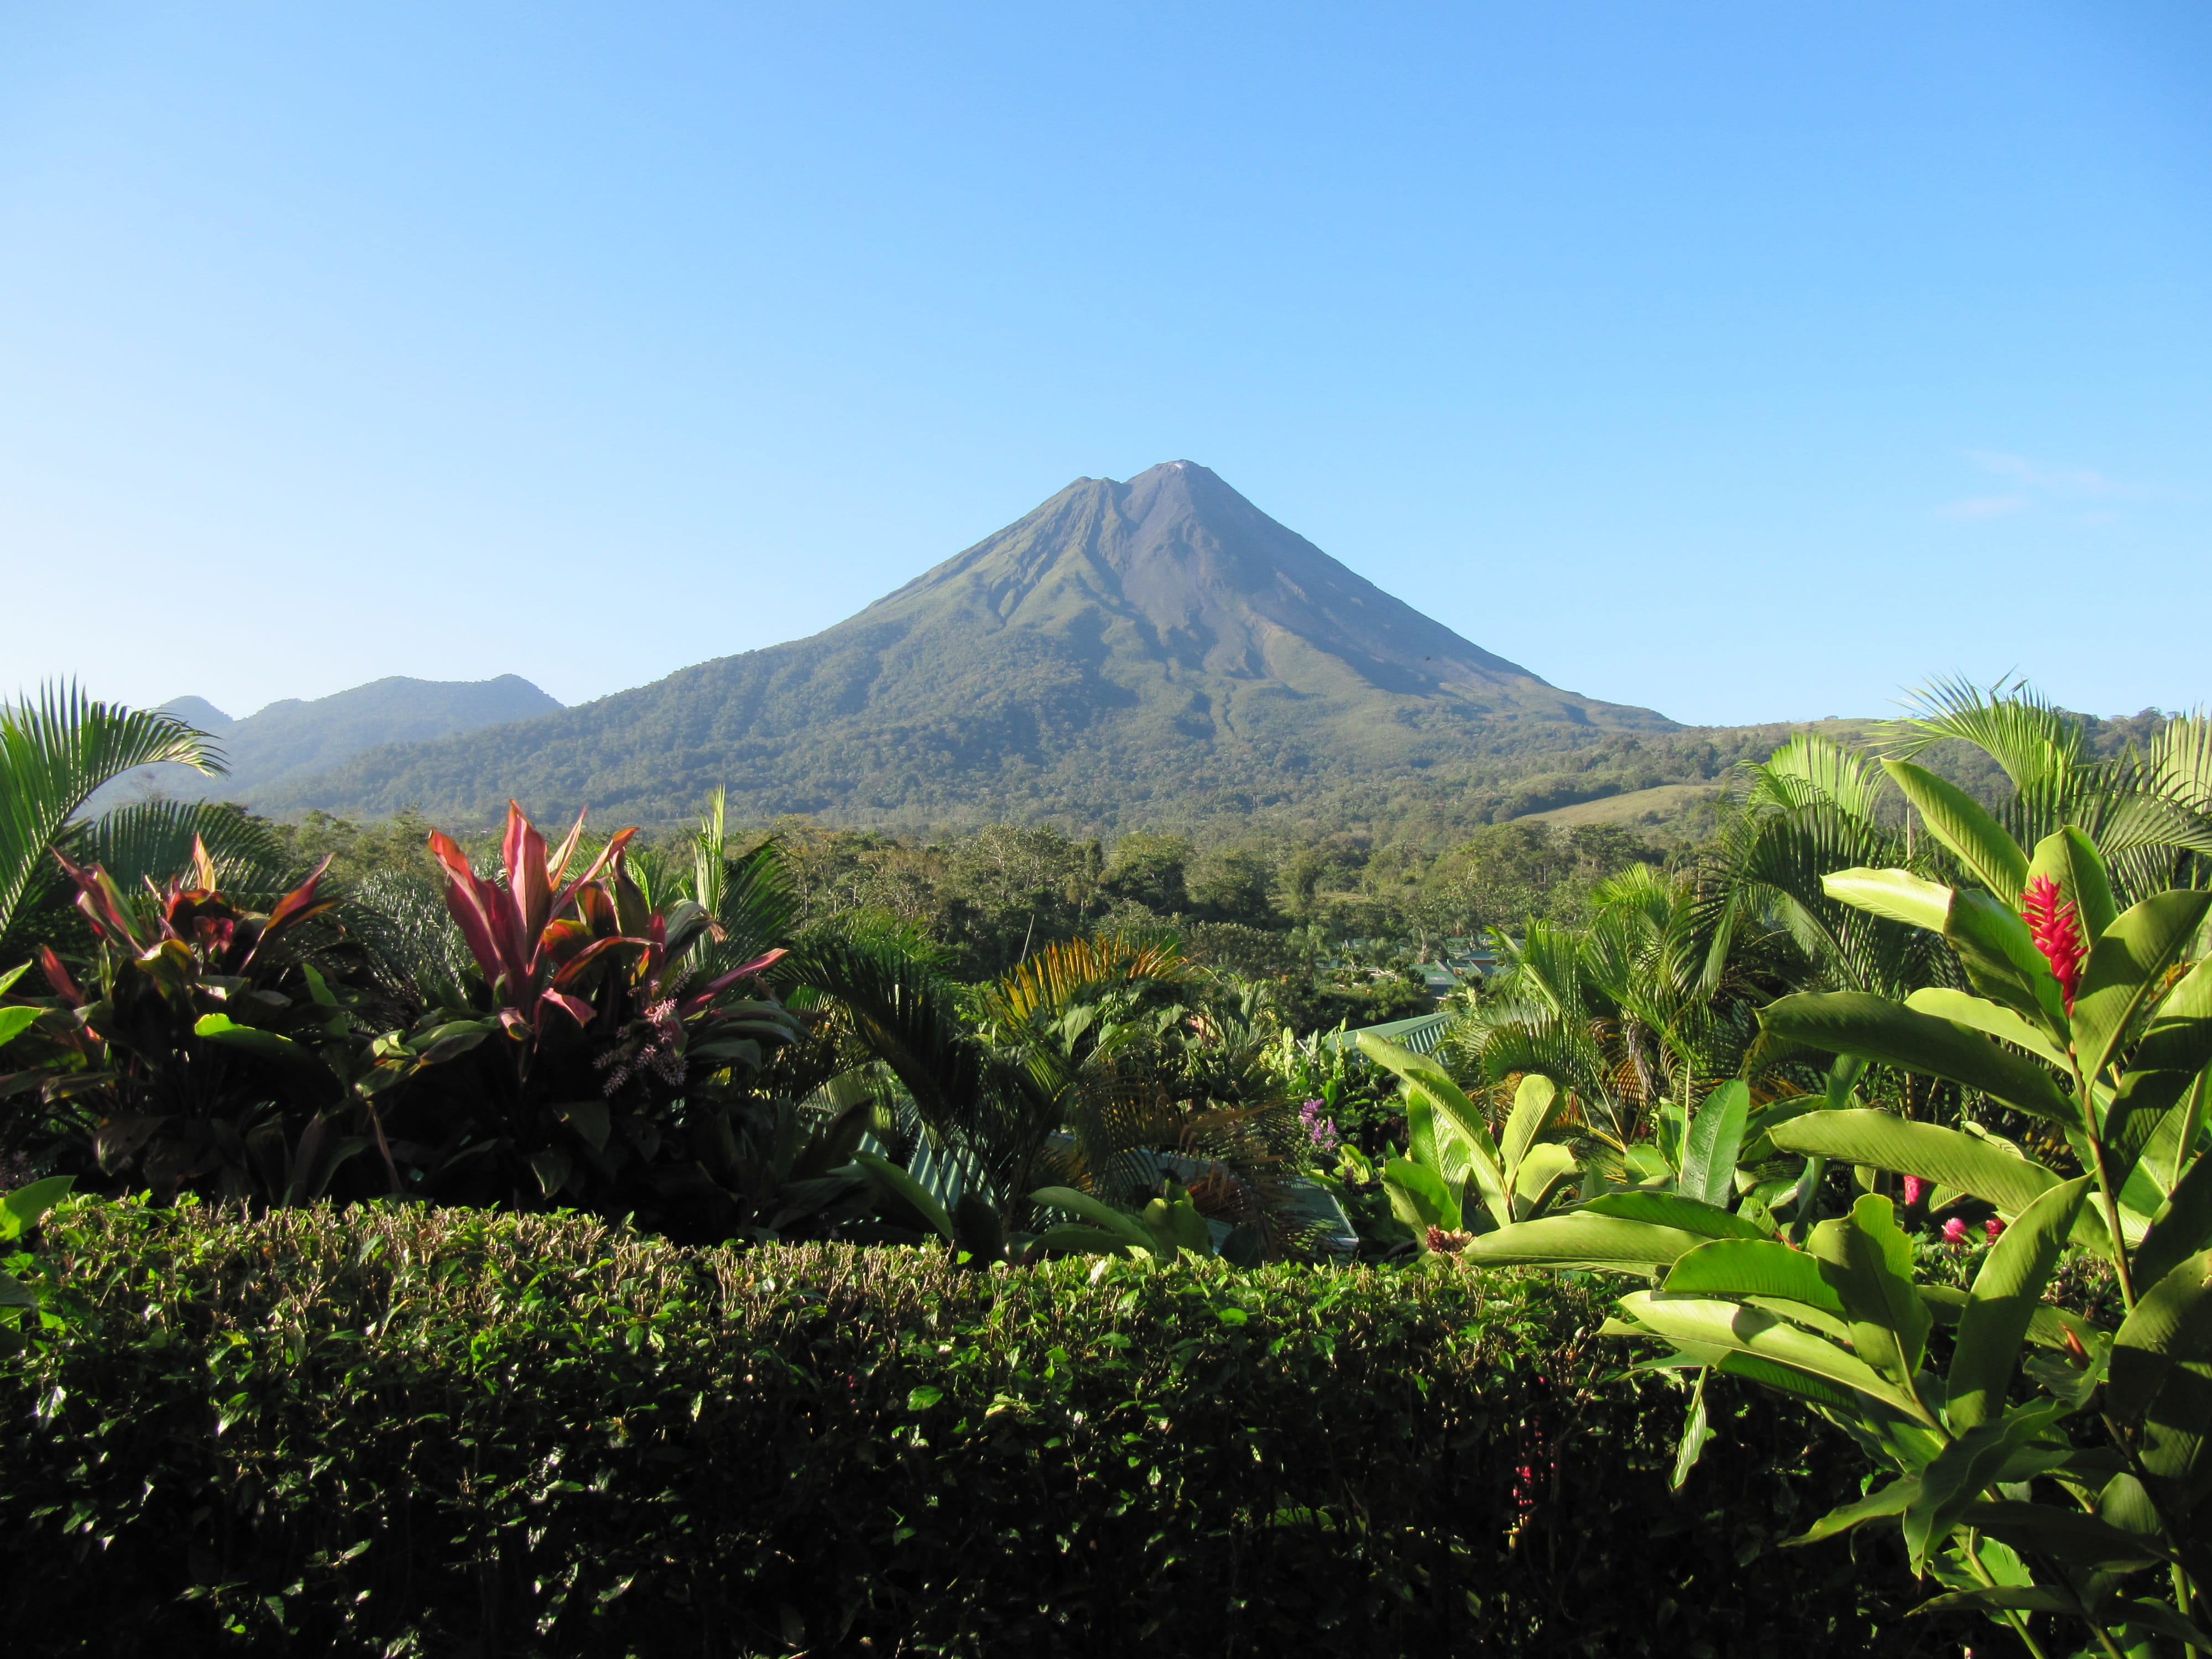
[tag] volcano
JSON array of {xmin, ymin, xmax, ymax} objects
[{"xmin": 260, "ymin": 463, "xmax": 1676, "ymax": 830}]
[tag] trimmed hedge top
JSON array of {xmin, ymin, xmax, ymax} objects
[{"xmin": 3, "ymin": 1201, "xmax": 1948, "ymax": 1657}]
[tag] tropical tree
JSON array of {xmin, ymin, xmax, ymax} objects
[{"xmin": 2, "ymin": 686, "xmax": 213, "ymax": 957}]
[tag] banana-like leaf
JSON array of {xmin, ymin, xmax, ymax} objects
[
  {"xmin": 1820, "ymin": 865, "xmax": 1953, "ymax": 932},
  {"xmin": 1902, "ymin": 1400, "xmax": 2072, "ymax": 1573},
  {"xmin": 2026, "ymin": 826, "xmax": 2117, "ymax": 941},
  {"xmin": 1383, "ymin": 1157, "xmax": 1461, "ymax": 1236},
  {"xmin": 0, "ymin": 1175, "xmax": 73, "ymax": 1243},
  {"xmin": 857, "ymin": 1150, "xmax": 957, "ymax": 1241},
  {"xmin": 1359, "ymin": 1034, "xmax": 1510, "ymax": 1224},
  {"xmin": 2107, "ymin": 1248, "xmax": 2212, "ymax": 1481},
  {"xmin": 1613, "ymin": 1290, "xmax": 1932, "ymax": 1422},
  {"xmin": 1945, "ymin": 889, "xmax": 2070, "ymax": 1030},
  {"xmin": 1758, "ymin": 993, "xmax": 2078, "ymax": 1130},
  {"xmin": 1786, "ymin": 1472, "xmax": 1919, "ymax": 1546},
  {"xmin": 1031, "ymin": 1223, "xmax": 1139, "ymax": 1258},
  {"xmin": 0, "ymin": 1005, "xmax": 38, "ymax": 1051},
  {"xmin": 2135, "ymin": 1156, "xmax": 2212, "ymax": 1296},
  {"xmin": 1677, "ymin": 1081, "xmax": 1750, "ymax": 1209},
  {"xmin": 1908, "ymin": 1585, "xmax": 2084, "ymax": 1620},
  {"xmin": 1809, "ymin": 1196, "xmax": 1929, "ymax": 1385},
  {"xmin": 1947, "ymin": 1177, "xmax": 2093, "ymax": 1432},
  {"xmin": 2073, "ymin": 890, "xmax": 2212, "ymax": 1086},
  {"xmin": 1461, "ymin": 1213, "xmax": 1719, "ymax": 1271},
  {"xmin": 1963, "ymin": 1500, "xmax": 2172, "ymax": 1569},
  {"xmin": 1768, "ymin": 1110, "xmax": 2062, "ymax": 1219},
  {"xmin": 1664, "ymin": 1238, "xmax": 1848, "ymax": 1321},
  {"xmin": 1499, "ymin": 1072, "xmax": 1564, "ymax": 1186},
  {"xmin": 1510, "ymin": 1142, "xmax": 1579, "ymax": 1221},
  {"xmin": 192, "ymin": 1013, "xmax": 344, "ymax": 1108},
  {"xmin": 1578, "ymin": 1190, "xmax": 1770, "ymax": 1238},
  {"xmin": 1879, "ymin": 760, "xmax": 2028, "ymax": 901},
  {"xmin": 1903, "ymin": 988, "xmax": 2068, "ymax": 1070}
]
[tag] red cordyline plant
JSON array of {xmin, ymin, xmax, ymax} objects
[
  {"xmin": 3, "ymin": 839, "xmax": 366, "ymax": 1199},
  {"xmin": 390, "ymin": 803, "xmax": 802, "ymax": 1218}
]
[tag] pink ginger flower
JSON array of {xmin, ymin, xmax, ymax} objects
[
  {"xmin": 1985, "ymin": 1217, "xmax": 2004, "ymax": 1243},
  {"xmin": 1902, "ymin": 1176, "xmax": 1926, "ymax": 1208},
  {"xmin": 2021, "ymin": 876, "xmax": 2086, "ymax": 1015},
  {"xmin": 1942, "ymin": 1217, "xmax": 1969, "ymax": 1245}
]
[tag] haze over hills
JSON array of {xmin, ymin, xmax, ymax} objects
[
  {"xmin": 91, "ymin": 675, "xmax": 562, "ymax": 811},
  {"xmin": 250, "ymin": 463, "xmax": 1683, "ymax": 834}
]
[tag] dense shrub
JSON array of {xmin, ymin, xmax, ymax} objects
[{"xmin": 1, "ymin": 1202, "xmax": 1961, "ymax": 1657}]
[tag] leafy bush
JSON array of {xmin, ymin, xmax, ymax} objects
[{"xmin": 0, "ymin": 1199, "xmax": 1964, "ymax": 1657}]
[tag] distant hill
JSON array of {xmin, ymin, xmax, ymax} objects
[
  {"xmin": 92, "ymin": 675, "xmax": 561, "ymax": 811},
  {"xmin": 258, "ymin": 463, "xmax": 1681, "ymax": 835}
]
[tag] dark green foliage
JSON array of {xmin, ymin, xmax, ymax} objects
[{"xmin": 1, "ymin": 1201, "xmax": 1961, "ymax": 1658}]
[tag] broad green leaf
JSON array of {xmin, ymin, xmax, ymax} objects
[
  {"xmin": 1909, "ymin": 1585, "xmax": 2084, "ymax": 1620},
  {"xmin": 1665, "ymin": 1238, "xmax": 1848, "ymax": 1322},
  {"xmin": 2108, "ymin": 1246, "xmax": 2212, "ymax": 1427},
  {"xmin": 1577, "ymin": 1190, "xmax": 1769, "ymax": 1238},
  {"xmin": 1785, "ymin": 1473, "xmax": 1920, "ymax": 1546},
  {"xmin": 2073, "ymin": 890, "xmax": 2212, "ymax": 1086},
  {"xmin": 0, "ymin": 1266, "xmax": 35, "ymax": 1308},
  {"xmin": 1025, "ymin": 1183, "xmax": 1142, "ymax": 1252},
  {"xmin": 1462, "ymin": 1213, "xmax": 1718, "ymax": 1271},
  {"xmin": 2125, "ymin": 957, "xmax": 2212, "ymax": 1076},
  {"xmin": 0, "ymin": 1175, "xmax": 74, "ymax": 1243},
  {"xmin": 2113, "ymin": 1599, "xmax": 2212, "ymax": 1651},
  {"xmin": 1509, "ymin": 1142, "xmax": 1578, "ymax": 1221},
  {"xmin": 1677, "ymin": 1081, "xmax": 1750, "ymax": 1210},
  {"xmin": 1381, "ymin": 1157, "xmax": 1460, "ymax": 1237},
  {"xmin": 192, "ymin": 1012, "xmax": 343, "ymax": 1104},
  {"xmin": 1030, "ymin": 1224, "xmax": 1140, "ymax": 1258},
  {"xmin": 2025, "ymin": 826, "xmax": 2118, "ymax": 946},
  {"xmin": 1769, "ymin": 1111, "xmax": 2061, "ymax": 1219},
  {"xmin": 1903, "ymin": 988, "xmax": 2068, "ymax": 1070},
  {"xmin": 2134, "ymin": 1155, "xmax": 2212, "ymax": 1297},
  {"xmin": 855, "ymin": 1152, "xmax": 959, "ymax": 1242},
  {"xmin": 2101, "ymin": 1066, "xmax": 2204, "ymax": 1200},
  {"xmin": 1715, "ymin": 1351, "xmax": 1872, "ymax": 1414},
  {"xmin": 1356, "ymin": 1035, "xmax": 1501, "ymax": 1164},
  {"xmin": 1821, "ymin": 865, "xmax": 1952, "ymax": 932},
  {"xmin": 1903, "ymin": 1400, "xmax": 2073, "ymax": 1573},
  {"xmin": 1359, "ymin": 1034, "xmax": 1510, "ymax": 1224},
  {"xmin": 1810, "ymin": 1196, "xmax": 1930, "ymax": 1384},
  {"xmin": 1943, "ymin": 889, "xmax": 2069, "ymax": 1030},
  {"xmin": 1963, "ymin": 1500, "xmax": 2171, "ymax": 1569},
  {"xmin": 1613, "ymin": 1290, "xmax": 1933, "ymax": 1422},
  {"xmin": 1880, "ymin": 759, "xmax": 2028, "ymax": 901},
  {"xmin": 0, "ymin": 1004, "xmax": 37, "ymax": 1050},
  {"xmin": 1947, "ymin": 1177, "xmax": 2092, "ymax": 1432},
  {"xmin": 1499, "ymin": 1072, "xmax": 1564, "ymax": 1185},
  {"xmin": 1758, "ymin": 993, "xmax": 2078, "ymax": 1130},
  {"xmin": 1670, "ymin": 1367, "xmax": 1713, "ymax": 1490}
]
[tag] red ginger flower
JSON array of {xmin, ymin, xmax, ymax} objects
[{"xmin": 2021, "ymin": 875, "xmax": 2086, "ymax": 1015}]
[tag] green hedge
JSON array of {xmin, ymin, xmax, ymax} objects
[{"xmin": 1, "ymin": 1202, "xmax": 1957, "ymax": 1657}]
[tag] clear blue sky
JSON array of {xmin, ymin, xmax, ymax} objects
[{"xmin": 3, "ymin": 2, "xmax": 2207, "ymax": 727}]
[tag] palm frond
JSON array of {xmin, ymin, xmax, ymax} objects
[
  {"xmin": 0, "ymin": 683, "xmax": 222, "ymax": 954},
  {"xmin": 1881, "ymin": 676, "xmax": 2082, "ymax": 790}
]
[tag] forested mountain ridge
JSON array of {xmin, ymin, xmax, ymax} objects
[
  {"xmin": 255, "ymin": 463, "xmax": 1676, "ymax": 833},
  {"xmin": 88, "ymin": 675, "xmax": 561, "ymax": 811}
]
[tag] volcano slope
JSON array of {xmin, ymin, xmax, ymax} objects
[{"xmin": 262, "ymin": 462, "xmax": 1677, "ymax": 834}]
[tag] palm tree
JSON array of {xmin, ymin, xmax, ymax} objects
[{"xmin": 0, "ymin": 684, "xmax": 239, "ymax": 962}]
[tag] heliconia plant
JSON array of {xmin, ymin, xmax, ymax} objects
[{"xmin": 1455, "ymin": 792, "xmax": 2212, "ymax": 1655}]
